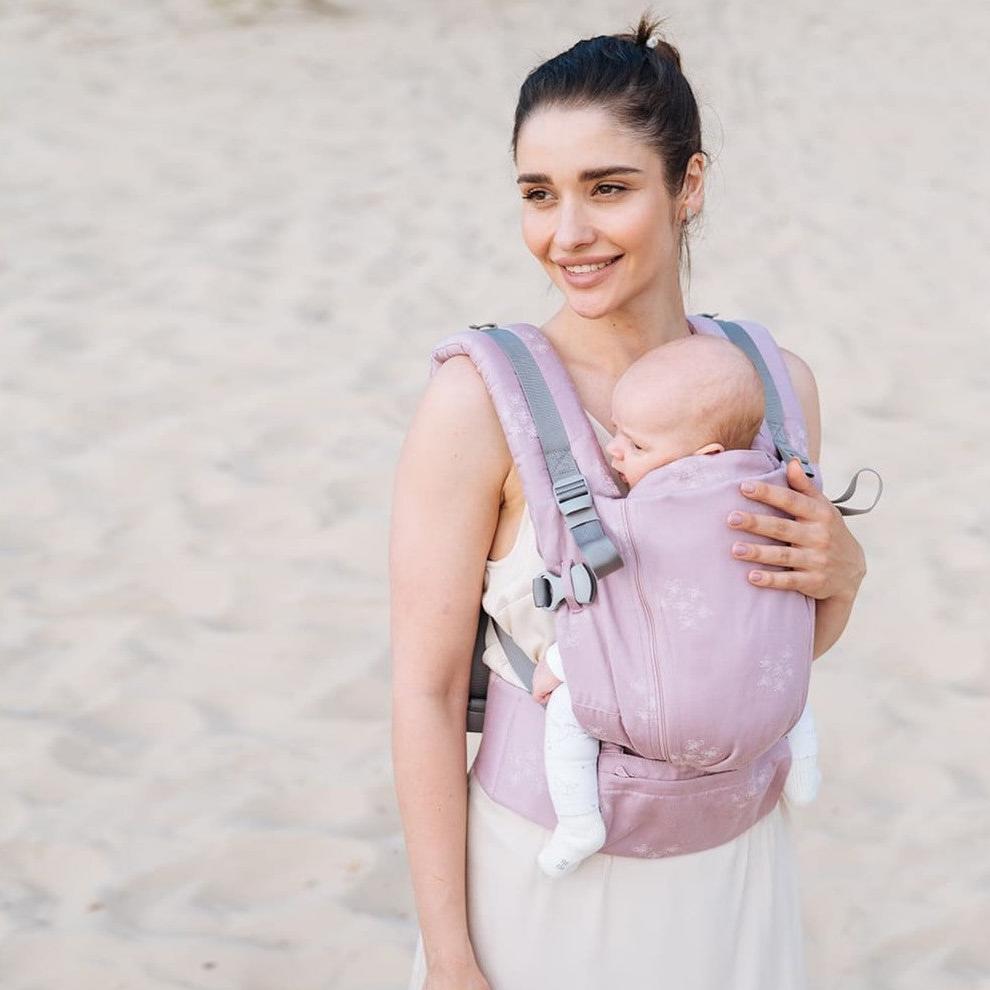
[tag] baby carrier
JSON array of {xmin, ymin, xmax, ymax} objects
[{"xmin": 430, "ymin": 314, "xmax": 882, "ymax": 858}]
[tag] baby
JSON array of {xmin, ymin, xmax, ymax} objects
[{"xmin": 532, "ymin": 334, "xmax": 822, "ymax": 878}]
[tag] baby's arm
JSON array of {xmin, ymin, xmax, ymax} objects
[{"xmin": 531, "ymin": 642, "xmax": 564, "ymax": 706}]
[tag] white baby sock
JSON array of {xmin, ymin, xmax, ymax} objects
[
  {"xmin": 783, "ymin": 701, "xmax": 822, "ymax": 806},
  {"xmin": 538, "ymin": 668, "xmax": 607, "ymax": 878},
  {"xmin": 537, "ymin": 810, "xmax": 608, "ymax": 878}
]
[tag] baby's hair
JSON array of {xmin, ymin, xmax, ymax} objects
[{"xmin": 616, "ymin": 335, "xmax": 765, "ymax": 453}]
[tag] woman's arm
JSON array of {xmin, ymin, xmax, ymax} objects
[
  {"xmin": 389, "ymin": 354, "xmax": 508, "ymax": 984},
  {"xmin": 726, "ymin": 348, "xmax": 867, "ymax": 659}
]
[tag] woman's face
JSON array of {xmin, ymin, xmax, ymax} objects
[{"xmin": 514, "ymin": 104, "xmax": 694, "ymax": 321}]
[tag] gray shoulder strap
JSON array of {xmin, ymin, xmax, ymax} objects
[
  {"xmin": 481, "ymin": 326, "xmax": 623, "ymax": 578},
  {"xmin": 717, "ymin": 319, "xmax": 884, "ymax": 517},
  {"xmin": 716, "ymin": 319, "xmax": 815, "ymax": 478}
]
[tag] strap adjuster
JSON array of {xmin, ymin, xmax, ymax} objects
[{"xmin": 553, "ymin": 472, "xmax": 593, "ymax": 516}]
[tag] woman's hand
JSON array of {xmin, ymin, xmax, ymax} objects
[{"xmin": 727, "ymin": 457, "xmax": 866, "ymax": 603}]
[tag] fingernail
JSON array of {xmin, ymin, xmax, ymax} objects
[
  {"xmin": 741, "ymin": 481, "xmax": 756, "ymax": 493},
  {"xmin": 732, "ymin": 542, "xmax": 748, "ymax": 556},
  {"xmin": 749, "ymin": 571, "xmax": 764, "ymax": 583},
  {"xmin": 728, "ymin": 511, "xmax": 744, "ymax": 525}
]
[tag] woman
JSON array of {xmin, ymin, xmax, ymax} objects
[{"xmin": 390, "ymin": 15, "xmax": 866, "ymax": 990}]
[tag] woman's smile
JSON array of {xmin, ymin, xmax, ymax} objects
[{"xmin": 558, "ymin": 254, "xmax": 624, "ymax": 287}]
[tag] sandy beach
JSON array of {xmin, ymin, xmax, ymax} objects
[{"xmin": 1, "ymin": 1, "xmax": 987, "ymax": 987}]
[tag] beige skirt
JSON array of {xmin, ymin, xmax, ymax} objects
[{"xmin": 407, "ymin": 770, "xmax": 808, "ymax": 990}]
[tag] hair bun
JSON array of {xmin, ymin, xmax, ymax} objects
[{"xmin": 632, "ymin": 13, "xmax": 683, "ymax": 71}]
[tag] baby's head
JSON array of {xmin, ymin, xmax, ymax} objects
[{"xmin": 605, "ymin": 335, "xmax": 765, "ymax": 488}]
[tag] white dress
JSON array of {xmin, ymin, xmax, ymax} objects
[{"xmin": 406, "ymin": 413, "xmax": 809, "ymax": 990}]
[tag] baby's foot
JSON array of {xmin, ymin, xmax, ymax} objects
[
  {"xmin": 783, "ymin": 754, "xmax": 822, "ymax": 806},
  {"xmin": 537, "ymin": 810, "xmax": 607, "ymax": 878}
]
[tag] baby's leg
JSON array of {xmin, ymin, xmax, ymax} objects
[
  {"xmin": 783, "ymin": 700, "xmax": 822, "ymax": 806},
  {"xmin": 538, "ymin": 648, "xmax": 606, "ymax": 877}
]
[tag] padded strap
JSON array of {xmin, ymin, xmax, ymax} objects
[{"xmin": 482, "ymin": 326, "xmax": 623, "ymax": 578}]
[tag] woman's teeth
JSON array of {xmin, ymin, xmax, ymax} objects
[{"xmin": 563, "ymin": 257, "xmax": 618, "ymax": 274}]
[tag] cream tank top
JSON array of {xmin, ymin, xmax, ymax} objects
[{"xmin": 480, "ymin": 411, "xmax": 615, "ymax": 691}]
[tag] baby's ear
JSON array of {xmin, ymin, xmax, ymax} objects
[{"xmin": 695, "ymin": 442, "xmax": 725, "ymax": 456}]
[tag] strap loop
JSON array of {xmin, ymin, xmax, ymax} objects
[{"xmin": 829, "ymin": 467, "xmax": 884, "ymax": 516}]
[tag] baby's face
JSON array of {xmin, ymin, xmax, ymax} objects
[{"xmin": 605, "ymin": 416, "xmax": 704, "ymax": 488}]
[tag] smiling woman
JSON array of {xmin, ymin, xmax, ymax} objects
[{"xmin": 391, "ymin": 11, "xmax": 869, "ymax": 990}]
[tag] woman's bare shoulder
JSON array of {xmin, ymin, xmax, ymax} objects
[
  {"xmin": 391, "ymin": 354, "xmax": 512, "ymax": 572},
  {"xmin": 399, "ymin": 354, "xmax": 512, "ymax": 486}
]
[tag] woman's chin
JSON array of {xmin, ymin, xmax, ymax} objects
[{"xmin": 562, "ymin": 291, "xmax": 617, "ymax": 320}]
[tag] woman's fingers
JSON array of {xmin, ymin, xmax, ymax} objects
[
  {"xmin": 727, "ymin": 508, "xmax": 809, "ymax": 546},
  {"xmin": 730, "ymin": 459, "xmax": 865, "ymax": 601},
  {"xmin": 729, "ymin": 540, "xmax": 824, "ymax": 594},
  {"xmin": 737, "ymin": 475, "xmax": 833, "ymax": 523},
  {"xmin": 733, "ymin": 540, "xmax": 803, "ymax": 567},
  {"xmin": 741, "ymin": 566, "xmax": 826, "ymax": 595}
]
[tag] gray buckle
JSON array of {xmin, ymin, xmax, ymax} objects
[
  {"xmin": 532, "ymin": 563, "xmax": 597, "ymax": 610},
  {"xmin": 553, "ymin": 472, "xmax": 593, "ymax": 517},
  {"xmin": 533, "ymin": 570, "xmax": 565, "ymax": 610},
  {"xmin": 469, "ymin": 322, "xmax": 498, "ymax": 330},
  {"xmin": 570, "ymin": 563, "xmax": 596, "ymax": 604}
]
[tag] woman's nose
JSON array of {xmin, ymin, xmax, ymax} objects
[{"xmin": 553, "ymin": 198, "xmax": 595, "ymax": 251}]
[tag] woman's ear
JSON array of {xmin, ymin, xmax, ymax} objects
[{"xmin": 680, "ymin": 151, "xmax": 706, "ymax": 218}]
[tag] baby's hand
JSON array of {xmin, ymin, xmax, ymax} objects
[{"xmin": 531, "ymin": 654, "xmax": 563, "ymax": 706}]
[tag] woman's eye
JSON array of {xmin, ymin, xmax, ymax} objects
[
  {"xmin": 595, "ymin": 183, "xmax": 626, "ymax": 196},
  {"xmin": 522, "ymin": 189, "xmax": 550, "ymax": 202}
]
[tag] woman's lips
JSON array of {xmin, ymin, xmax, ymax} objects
[{"xmin": 558, "ymin": 254, "xmax": 622, "ymax": 288}]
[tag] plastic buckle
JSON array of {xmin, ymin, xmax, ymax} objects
[
  {"xmin": 533, "ymin": 570, "xmax": 566, "ymax": 611},
  {"xmin": 552, "ymin": 472, "xmax": 593, "ymax": 517},
  {"xmin": 570, "ymin": 562, "xmax": 596, "ymax": 604},
  {"xmin": 532, "ymin": 563, "xmax": 597, "ymax": 610},
  {"xmin": 469, "ymin": 322, "xmax": 498, "ymax": 330}
]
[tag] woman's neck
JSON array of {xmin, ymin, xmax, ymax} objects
[{"xmin": 543, "ymin": 294, "xmax": 693, "ymax": 377}]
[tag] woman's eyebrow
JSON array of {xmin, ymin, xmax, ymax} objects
[{"xmin": 516, "ymin": 165, "xmax": 644, "ymax": 184}]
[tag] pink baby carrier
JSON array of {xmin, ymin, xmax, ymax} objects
[{"xmin": 429, "ymin": 314, "xmax": 882, "ymax": 859}]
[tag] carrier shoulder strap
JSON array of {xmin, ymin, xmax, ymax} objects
[
  {"xmin": 701, "ymin": 316, "xmax": 883, "ymax": 516},
  {"xmin": 714, "ymin": 319, "xmax": 816, "ymax": 478},
  {"xmin": 430, "ymin": 322, "xmax": 624, "ymax": 577}
]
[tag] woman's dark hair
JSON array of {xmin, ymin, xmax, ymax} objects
[{"xmin": 511, "ymin": 11, "xmax": 707, "ymax": 278}]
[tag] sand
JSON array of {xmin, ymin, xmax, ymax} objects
[{"xmin": 0, "ymin": 1, "xmax": 987, "ymax": 988}]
